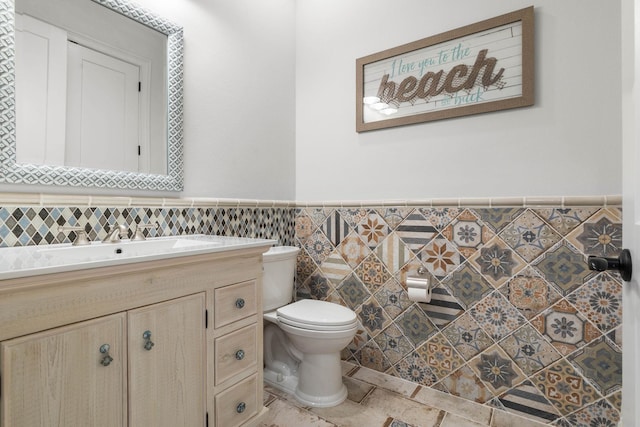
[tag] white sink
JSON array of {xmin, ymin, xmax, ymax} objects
[
  {"xmin": 37, "ymin": 237, "xmax": 221, "ymax": 262},
  {"xmin": 0, "ymin": 235, "xmax": 277, "ymax": 280}
]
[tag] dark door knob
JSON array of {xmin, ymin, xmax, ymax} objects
[{"xmin": 588, "ymin": 249, "xmax": 632, "ymax": 281}]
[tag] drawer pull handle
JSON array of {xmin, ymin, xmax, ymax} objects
[
  {"xmin": 235, "ymin": 298, "xmax": 245, "ymax": 309},
  {"xmin": 236, "ymin": 402, "xmax": 246, "ymax": 414},
  {"xmin": 99, "ymin": 344, "xmax": 113, "ymax": 367},
  {"xmin": 143, "ymin": 330, "xmax": 155, "ymax": 351},
  {"xmin": 235, "ymin": 349, "xmax": 245, "ymax": 360}
]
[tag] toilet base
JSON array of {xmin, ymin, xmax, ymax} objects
[
  {"xmin": 264, "ymin": 366, "xmax": 298, "ymax": 395},
  {"xmin": 263, "ymin": 367, "xmax": 348, "ymax": 408}
]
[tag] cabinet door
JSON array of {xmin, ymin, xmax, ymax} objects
[
  {"xmin": 1, "ymin": 313, "xmax": 127, "ymax": 427},
  {"xmin": 128, "ymin": 294, "xmax": 205, "ymax": 427}
]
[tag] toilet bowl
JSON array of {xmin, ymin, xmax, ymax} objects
[{"xmin": 262, "ymin": 247, "xmax": 357, "ymax": 407}]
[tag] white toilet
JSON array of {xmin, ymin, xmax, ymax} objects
[{"xmin": 262, "ymin": 246, "xmax": 357, "ymax": 407}]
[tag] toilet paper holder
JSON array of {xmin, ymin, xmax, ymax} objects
[{"xmin": 406, "ymin": 267, "xmax": 431, "ymax": 303}]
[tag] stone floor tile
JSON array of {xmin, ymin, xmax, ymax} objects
[
  {"xmin": 360, "ymin": 388, "xmax": 443, "ymax": 426},
  {"xmin": 350, "ymin": 366, "xmax": 419, "ymax": 398},
  {"xmin": 310, "ymin": 398, "xmax": 391, "ymax": 427},
  {"xmin": 257, "ymin": 398, "xmax": 337, "ymax": 427},
  {"xmin": 341, "ymin": 360, "xmax": 358, "ymax": 376},
  {"xmin": 440, "ymin": 413, "xmax": 486, "ymax": 427},
  {"xmin": 343, "ymin": 377, "xmax": 375, "ymax": 403},
  {"xmin": 412, "ymin": 386, "xmax": 492, "ymax": 424},
  {"xmin": 491, "ymin": 408, "xmax": 550, "ymax": 427}
]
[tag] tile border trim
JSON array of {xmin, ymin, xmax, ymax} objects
[{"xmin": 0, "ymin": 193, "xmax": 621, "ymax": 208}]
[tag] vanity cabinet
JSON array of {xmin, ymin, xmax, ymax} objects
[
  {"xmin": 1, "ymin": 314, "xmax": 127, "ymax": 427},
  {"xmin": 0, "ymin": 246, "xmax": 270, "ymax": 427}
]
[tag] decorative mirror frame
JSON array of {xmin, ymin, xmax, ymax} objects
[{"xmin": 0, "ymin": 0, "xmax": 184, "ymax": 191}]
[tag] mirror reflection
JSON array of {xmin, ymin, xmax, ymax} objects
[{"xmin": 15, "ymin": 0, "xmax": 167, "ymax": 174}]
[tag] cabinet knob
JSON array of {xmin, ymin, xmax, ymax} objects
[
  {"xmin": 236, "ymin": 402, "xmax": 246, "ymax": 414},
  {"xmin": 143, "ymin": 330, "xmax": 155, "ymax": 351},
  {"xmin": 99, "ymin": 344, "xmax": 113, "ymax": 367},
  {"xmin": 235, "ymin": 298, "xmax": 245, "ymax": 309},
  {"xmin": 235, "ymin": 349, "xmax": 245, "ymax": 361}
]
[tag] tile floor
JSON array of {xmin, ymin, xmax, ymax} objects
[{"xmin": 258, "ymin": 362, "xmax": 547, "ymax": 427}]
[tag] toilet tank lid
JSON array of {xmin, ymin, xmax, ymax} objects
[{"xmin": 277, "ymin": 299, "xmax": 356, "ymax": 326}]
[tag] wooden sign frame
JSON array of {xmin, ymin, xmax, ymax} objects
[{"xmin": 356, "ymin": 7, "xmax": 534, "ymax": 132}]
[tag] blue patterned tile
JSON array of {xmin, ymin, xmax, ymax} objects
[
  {"xmin": 337, "ymin": 274, "xmax": 371, "ymax": 310},
  {"xmin": 469, "ymin": 345, "xmax": 526, "ymax": 395},
  {"xmin": 564, "ymin": 398, "xmax": 620, "ymax": 427},
  {"xmin": 533, "ymin": 241, "xmax": 596, "ymax": 296},
  {"xmin": 373, "ymin": 324, "xmax": 414, "ymax": 365},
  {"xmin": 470, "ymin": 292, "xmax": 526, "ymax": 341},
  {"xmin": 499, "ymin": 324, "xmax": 562, "ymax": 376},
  {"xmin": 442, "ymin": 312, "xmax": 494, "ymax": 361},
  {"xmin": 373, "ymin": 278, "xmax": 413, "ymax": 320},
  {"xmin": 533, "ymin": 208, "xmax": 599, "ymax": 236},
  {"xmin": 531, "ymin": 299, "xmax": 601, "ymax": 356},
  {"xmin": 469, "ymin": 237, "xmax": 526, "ymax": 288},
  {"xmin": 397, "ymin": 305, "xmax": 437, "ymax": 346},
  {"xmin": 354, "ymin": 340, "xmax": 391, "ymax": 373},
  {"xmin": 499, "ymin": 210, "xmax": 562, "ymax": 262},
  {"xmin": 441, "ymin": 263, "xmax": 493, "ymax": 309},
  {"xmin": 474, "ymin": 208, "xmax": 525, "ymax": 233},
  {"xmin": 567, "ymin": 209, "xmax": 622, "ymax": 258},
  {"xmin": 568, "ymin": 337, "xmax": 622, "ymax": 396},
  {"xmin": 356, "ymin": 298, "xmax": 391, "ymax": 336},
  {"xmin": 418, "ymin": 207, "xmax": 462, "ymax": 231},
  {"xmin": 567, "ymin": 272, "xmax": 622, "ymax": 334},
  {"xmin": 500, "ymin": 267, "xmax": 562, "ymax": 320},
  {"xmin": 392, "ymin": 351, "xmax": 438, "ymax": 387}
]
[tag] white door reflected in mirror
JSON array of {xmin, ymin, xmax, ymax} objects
[{"xmin": 14, "ymin": 0, "xmax": 167, "ymax": 175}]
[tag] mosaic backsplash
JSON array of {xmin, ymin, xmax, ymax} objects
[
  {"xmin": 293, "ymin": 206, "xmax": 623, "ymax": 426},
  {"xmin": 0, "ymin": 205, "xmax": 295, "ymax": 247}
]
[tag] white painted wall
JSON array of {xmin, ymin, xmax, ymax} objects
[
  {"xmin": 295, "ymin": 0, "xmax": 622, "ymax": 201},
  {"xmin": 1, "ymin": 0, "xmax": 297, "ymax": 200},
  {"xmin": 131, "ymin": 0, "xmax": 297, "ymax": 200}
]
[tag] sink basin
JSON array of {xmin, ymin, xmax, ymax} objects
[
  {"xmin": 0, "ymin": 235, "xmax": 277, "ymax": 280},
  {"xmin": 37, "ymin": 237, "xmax": 221, "ymax": 262}
]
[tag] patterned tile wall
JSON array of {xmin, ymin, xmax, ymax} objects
[
  {"xmin": 294, "ymin": 206, "xmax": 623, "ymax": 426},
  {"xmin": 0, "ymin": 205, "xmax": 295, "ymax": 247}
]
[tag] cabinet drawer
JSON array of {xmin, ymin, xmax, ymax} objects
[
  {"xmin": 214, "ymin": 280, "xmax": 257, "ymax": 328},
  {"xmin": 215, "ymin": 374, "xmax": 258, "ymax": 427},
  {"xmin": 215, "ymin": 324, "xmax": 257, "ymax": 385}
]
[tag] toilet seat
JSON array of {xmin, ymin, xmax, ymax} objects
[{"xmin": 276, "ymin": 299, "xmax": 357, "ymax": 331}]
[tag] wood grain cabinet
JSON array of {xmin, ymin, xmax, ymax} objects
[{"xmin": 0, "ymin": 246, "xmax": 270, "ymax": 427}]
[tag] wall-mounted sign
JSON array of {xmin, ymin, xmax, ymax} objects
[{"xmin": 356, "ymin": 7, "xmax": 534, "ymax": 132}]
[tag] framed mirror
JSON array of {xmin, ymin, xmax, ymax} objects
[{"xmin": 0, "ymin": 0, "xmax": 183, "ymax": 191}]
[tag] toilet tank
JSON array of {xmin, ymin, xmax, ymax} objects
[{"xmin": 262, "ymin": 246, "xmax": 300, "ymax": 312}]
